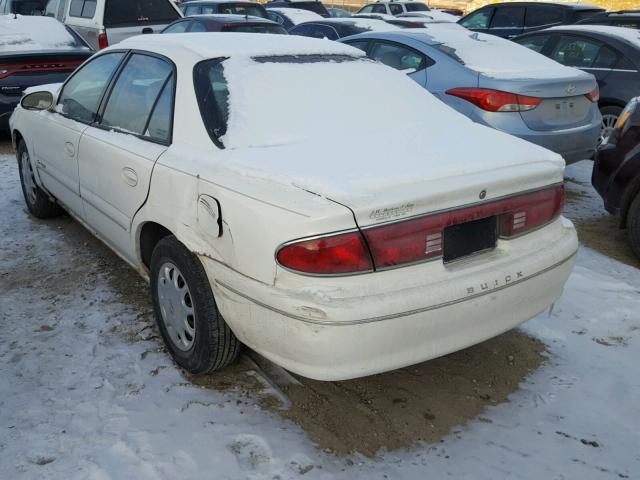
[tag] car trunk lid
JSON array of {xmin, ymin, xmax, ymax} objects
[{"xmin": 478, "ymin": 74, "xmax": 597, "ymax": 131}]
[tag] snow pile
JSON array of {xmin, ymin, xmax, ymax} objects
[
  {"xmin": 405, "ymin": 10, "xmax": 459, "ymax": 22},
  {"xmin": 406, "ymin": 25, "xmax": 590, "ymax": 80},
  {"xmin": 323, "ymin": 17, "xmax": 402, "ymax": 32},
  {"xmin": 0, "ymin": 15, "xmax": 86, "ymax": 52},
  {"xmin": 268, "ymin": 7, "xmax": 323, "ymax": 25},
  {"xmin": 0, "ymin": 154, "xmax": 638, "ymax": 478}
]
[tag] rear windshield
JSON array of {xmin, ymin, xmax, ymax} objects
[
  {"xmin": 222, "ymin": 23, "xmax": 287, "ymax": 34},
  {"xmin": 104, "ymin": 0, "xmax": 180, "ymax": 27},
  {"xmin": 404, "ymin": 3, "xmax": 429, "ymax": 12},
  {"xmin": 291, "ymin": 1, "xmax": 328, "ymax": 16},
  {"xmin": 217, "ymin": 3, "xmax": 268, "ymax": 18},
  {"xmin": 9, "ymin": 0, "xmax": 47, "ymax": 14}
]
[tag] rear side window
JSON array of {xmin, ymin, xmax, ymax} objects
[
  {"xmin": 358, "ymin": 5, "xmax": 374, "ymax": 14},
  {"xmin": 145, "ymin": 75, "xmax": 175, "ymax": 143},
  {"xmin": 460, "ymin": 8, "xmax": 493, "ymax": 29},
  {"xmin": 100, "ymin": 54, "xmax": 173, "ymax": 137},
  {"xmin": 222, "ymin": 24, "xmax": 287, "ymax": 34},
  {"xmin": 404, "ymin": 3, "xmax": 428, "ymax": 12},
  {"xmin": 515, "ymin": 34, "xmax": 553, "ymax": 53},
  {"xmin": 290, "ymin": 24, "xmax": 338, "ymax": 40},
  {"xmin": 344, "ymin": 40, "xmax": 369, "ymax": 52},
  {"xmin": 104, "ymin": 0, "xmax": 180, "ymax": 27},
  {"xmin": 69, "ymin": 0, "xmax": 95, "ymax": 18},
  {"xmin": 389, "ymin": 4, "xmax": 402, "ymax": 15},
  {"xmin": 525, "ymin": 6, "xmax": 563, "ymax": 28},
  {"xmin": 369, "ymin": 41, "xmax": 427, "ymax": 73},
  {"xmin": 58, "ymin": 52, "xmax": 125, "ymax": 124},
  {"xmin": 194, "ymin": 59, "xmax": 230, "ymax": 147},
  {"xmin": 371, "ymin": 4, "xmax": 385, "ymax": 14},
  {"xmin": 490, "ymin": 6, "xmax": 525, "ymax": 29}
]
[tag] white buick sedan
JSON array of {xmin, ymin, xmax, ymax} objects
[{"xmin": 11, "ymin": 33, "xmax": 578, "ymax": 381}]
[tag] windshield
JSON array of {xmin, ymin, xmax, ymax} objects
[
  {"xmin": 222, "ymin": 24, "xmax": 287, "ymax": 34},
  {"xmin": 104, "ymin": 0, "xmax": 180, "ymax": 27},
  {"xmin": 194, "ymin": 54, "xmax": 435, "ymax": 150},
  {"xmin": 217, "ymin": 3, "xmax": 268, "ymax": 18}
]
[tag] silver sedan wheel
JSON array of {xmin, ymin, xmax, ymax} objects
[
  {"xmin": 599, "ymin": 113, "xmax": 619, "ymax": 146},
  {"xmin": 20, "ymin": 150, "xmax": 37, "ymax": 206},
  {"xmin": 157, "ymin": 262, "xmax": 196, "ymax": 351}
]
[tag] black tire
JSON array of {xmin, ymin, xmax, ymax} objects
[
  {"xmin": 599, "ymin": 105, "xmax": 623, "ymax": 146},
  {"xmin": 628, "ymin": 193, "xmax": 640, "ymax": 260},
  {"xmin": 150, "ymin": 235, "xmax": 241, "ymax": 374},
  {"xmin": 17, "ymin": 140, "xmax": 64, "ymax": 218}
]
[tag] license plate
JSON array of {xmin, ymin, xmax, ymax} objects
[{"xmin": 443, "ymin": 216, "xmax": 497, "ymax": 263}]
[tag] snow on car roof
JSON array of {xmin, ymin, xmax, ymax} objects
[
  {"xmin": 319, "ymin": 18, "xmax": 402, "ymax": 31},
  {"xmin": 545, "ymin": 25, "xmax": 640, "ymax": 48},
  {"xmin": 119, "ymin": 32, "xmax": 364, "ymax": 60},
  {"xmin": 268, "ymin": 7, "xmax": 323, "ymax": 23},
  {"xmin": 397, "ymin": 25, "xmax": 590, "ymax": 80},
  {"xmin": 0, "ymin": 15, "xmax": 87, "ymax": 53}
]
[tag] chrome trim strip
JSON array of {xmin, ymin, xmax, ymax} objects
[{"xmin": 216, "ymin": 251, "xmax": 577, "ymax": 326}]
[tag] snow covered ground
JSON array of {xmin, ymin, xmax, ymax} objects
[{"xmin": 0, "ymin": 153, "xmax": 638, "ymax": 479}]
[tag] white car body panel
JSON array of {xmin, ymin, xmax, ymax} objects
[{"xmin": 10, "ymin": 33, "xmax": 578, "ymax": 380}]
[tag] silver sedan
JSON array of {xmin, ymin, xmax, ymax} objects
[{"xmin": 341, "ymin": 25, "xmax": 602, "ymax": 164}]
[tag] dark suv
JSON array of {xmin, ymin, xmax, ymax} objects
[
  {"xmin": 577, "ymin": 10, "xmax": 640, "ymax": 30},
  {"xmin": 592, "ymin": 97, "xmax": 640, "ymax": 259},
  {"xmin": 458, "ymin": 2, "xmax": 604, "ymax": 39}
]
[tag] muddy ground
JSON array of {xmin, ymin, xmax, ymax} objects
[{"xmin": 1, "ymin": 135, "xmax": 633, "ymax": 457}]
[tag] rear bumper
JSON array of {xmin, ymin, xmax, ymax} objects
[
  {"xmin": 473, "ymin": 110, "xmax": 601, "ymax": 165},
  {"xmin": 203, "ymin": 217, "xmax": 578, "ymax": 380}
]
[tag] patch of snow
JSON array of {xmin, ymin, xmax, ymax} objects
[
  {"xmin": 317, "ymin": 17, "xmax": 402, "ymax": 32},
  {"xmin": 268, "ymin": 8, "xmax": 324, "ymax": 25},
  {"xmin": 0, "ymin": 152, "xmax": 639, "ymax": 479},
  {"xmin": 0, "ymin": 15, "xmax": 88, "ymax": 52},
  {"xmin": 405, "ymin": 25, "xmax": 591, "ymax": 80},
  {"xmin": 403, "ymin": 10, "xmax": 459, "ymax": 22}
]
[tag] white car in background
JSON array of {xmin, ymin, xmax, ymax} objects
[
  {"xmin": 44, "ymin": 0, "xmax": 182, "ymax": 50},
  {"xmin": 10, "ymin": 33, "xmax": 578, "ymax": 381}
]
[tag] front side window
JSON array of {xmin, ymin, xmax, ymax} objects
[
  {"xmin": 460, "ymin": 8, "xmax": 493, "ymax": 29},
  {"xmin": 369, "ymin": 41, "xmax": 426, "ymax": 73},
  {"xmin": 100, "ymin": 54, "xmax": 173, "ymax": 136},
  {"xmin": 371, "ymin": 4, "xmax": 386, "ymax": 14},
  {"xmin": 358, "ymin": 5, "xmax": 374, "ymax": 14},
  {"xmin": 551, "ymin": 35, "xmax": 603, "ymax": 68},
  {"xmin": 490, "ymin": 6, "xmax": 525, "ymax": 29},
  {"xmin": 58, "ymin": 52, "xmax": 125, "ymax": 124}
]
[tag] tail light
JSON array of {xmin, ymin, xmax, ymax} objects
[
  {"xmin": 446, "ymin": 87, "xmax": 542, "ymax": 112},
  {"xmin": 584, "ymin": 85, "xmax": 599, "ymax": 103},
  {"xmin": 276, "ymin": 186, "xmax": 564, "ymax": 274},
  {"xmin": 98, "ymin": 31, "xmax": 109, "ymax": 50},
  {"xmin": 0, "ymin": 61, "xmax": 84, "ymax": 80},
  {"xmin": 276, "ymin": 231, "xmax": 373, "ymax": 275}
]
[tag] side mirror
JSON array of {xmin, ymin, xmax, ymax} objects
[{"xmin": 21, "ymin": 91, "xmax": 54, "ymax": 111}]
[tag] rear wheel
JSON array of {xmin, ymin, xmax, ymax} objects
[
  {"xmin": 599, "ymin": 106, "xmax": 622, "ymax": 146},
  {"xmin": 150, "ymin": 235, "xmax": 241, "ymax": 374},
  {"xmin": 17, "ymin": 140, "xmax": 64, "ymax": 218},
  {"xmin": 628, "ymin": 193, "xmax": 640, "ymax": 260}
]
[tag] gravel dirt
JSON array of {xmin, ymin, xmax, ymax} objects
[{"xmin": 0, "ymin": 134, "xmax": 635, "ymax": 458}]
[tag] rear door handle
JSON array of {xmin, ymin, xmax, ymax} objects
[{"xmin": 122, "ymin": 167, "xmax": 138, "ymax": 187}]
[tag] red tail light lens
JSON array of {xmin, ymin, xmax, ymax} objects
[
  {"xmin": 276, "ymin": 231, "xmax": 373, "ymax": 275},
  {"xmin": 0, "ymin": 61, "xmax": 83, "ymax": 80},
  {"xmin": 98, "ymin": 32, "xmax": 109, "ymax": 50},
  {"xmin": 277, "ymin": 186, "xmax": 564, "ymax": 275},
  {"xmin": 363, "ymin": 185, "xmax": 564, "ymax": 269},
  {"xmin": 584, "ymin": 85, "xmax": 599, "ymax": 103},
  {"xmin": 446, "ymin": 87, "xmax": 542, "ymax": 112}
]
